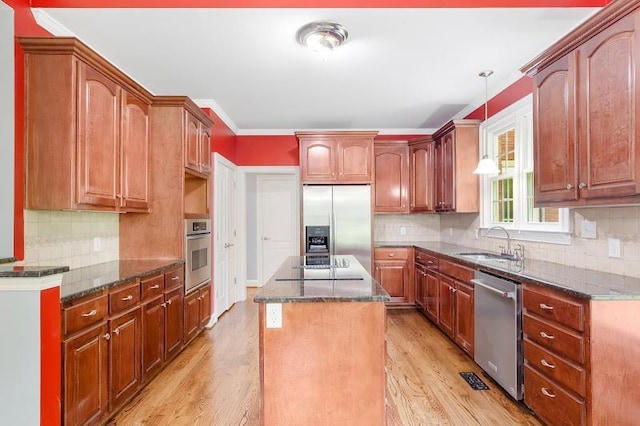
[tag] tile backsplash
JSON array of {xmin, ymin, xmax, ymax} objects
[
  {"xmin": 19, "ymin": 210, "xmax": 119, "ymax": 269},
  {"xmin": 374, "ymin": 214, "xmax": 441, "ymax": 242}
]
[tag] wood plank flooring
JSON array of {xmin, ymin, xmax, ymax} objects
[{"xmin": 110, "ymin": 289, "xmax": 540, "ymax": 425}]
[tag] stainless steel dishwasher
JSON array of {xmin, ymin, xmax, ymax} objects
[{"xmin": 472, "ymin": 270, "xmax": 523, "ymax": 400}]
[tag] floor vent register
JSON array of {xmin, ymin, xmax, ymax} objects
[{"xmin": 459, "ymin": 372, "xmax": 490, "ymax": 391}]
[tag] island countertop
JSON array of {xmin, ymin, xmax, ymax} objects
[{"xmin": 254, "ymin": 255, "xmax": 390, "ymax": 303}]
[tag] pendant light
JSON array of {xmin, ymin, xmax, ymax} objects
[{"xmin": 473, "ymin": 70, "xmax": 500, "ymax": 175}]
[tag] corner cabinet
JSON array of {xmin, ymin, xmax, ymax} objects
[
  {"xmin": 522, "ymin": 0, "xmax": 640, "ymax": 207},
  {"xmin": 20, "ymin": 37, "xmax": 151, "ymax": 212},
  {"xmin": 409, "ymin": 138, "xmax": 436, "ymax": 213},
  {"xmin": 297, "ymin": 131, "xmax": 377, "ymax": 184},
  {"xmin": 432, "ymin": 120, "xmax": 480, "ymax": 213},
  {"xmin": 373, "ymin": 141, "xmax": 409, "ymax": 213},
  {"xmin": 374, "ymin": 247, "xmax": 413, "ymax": 306}
]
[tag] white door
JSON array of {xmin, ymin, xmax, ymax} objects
[
  {"xmin": 257, "ymin": 175, "xmax": 299, "ymax": 285},
  {"xmin": 213, "ymin": 154, "xmax": 237, "ymax": 320}
]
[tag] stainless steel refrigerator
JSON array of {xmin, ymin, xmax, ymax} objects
[{"xmin": 302, "ymin": 185, "xmax": 372, "ymax": 273}]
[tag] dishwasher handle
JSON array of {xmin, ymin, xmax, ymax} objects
[{"xmin": 471, "ymin": 279, "xmax": 516, "ymax": 300}]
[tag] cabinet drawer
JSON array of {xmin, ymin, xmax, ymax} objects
[
  {"xmin": 164, "ymin": 266, "xmax": 184, "ymax": 290},
  {"xmin": 524, "ymin": 338, "xmax": 586, "ymax": 397},
  {"xmin": 439, "ymin": 259, "xmax": 473, "ymax": 282},
  {"xmin": 523, "ymin": 314, "xmax": 585, "ymax": 365},
  {"xmin": 109, "ymin": 281, "xmax": 140, "ymax": 315},
  {"xmin": 414, "ymin": 250, "xmax": 438, "ymax": 269},
  {"xmin": 375, "ymin": 247, "xmax": 410, "ymax": 260},
  {"xmin": 141, "ymin": 274, "xmax": 165, "ymax": 301},
  {"xmin": 525, "ymin": 366, "xmax": 585, "ymax": 426},
  {"xmin": 63, "ymin": 295, "xmax": 108, "ymax": 336},
  {"xmin": 523, "ymin": 284, "xmax": 586, "ymax": 332}
]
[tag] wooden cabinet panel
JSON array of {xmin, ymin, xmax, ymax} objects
[
  {"xmin": 63, "ymin": 322, "xmax": 109, "ymax": 426},
  {"xmin": 165, "ymin": 266, "xmax": 184, "ymax": 291},
  {"xmin": 438, "ymin": 275, "xmax": 455, "ymax": 337},
  {"xmin": 533, "ymin": 52, "xmax": 579, "ymax": 204},
  {"xmin": 436, "ymin": 131, "xmax": 455, "ymax": 211},
  {"xmin": 410, "ymin": 140, "xmax": 436, "ymax": 212},
  {"xmin": 523, "ymin": 285, "xmax": 585, "ymax": 332},
  {"xmin": 185, "ymin": 112, "xmax": 200, "ymax": 173},
  {"xmin": 142, "ymin": 295, "xmax": 165, "ymax": 382},
  {"xmin": 109, "ymin": 308, "xmax": 141, "ymax": 411},
  {"xmin": 577, "ymin": 12, "xmax": 640, "ymax": 200},
  {"xmin": 63, "ymin": 295, "xmax": 108, "ymax": 336},
  {"xmin": 374, "ymin": 248, "xmax": 412, "ymax": 305},
  {"xmin": 414, "ymin": 263, "xmax": 426, "ymax": 311},
  {"xmin": 199, "ymin": 284, "xmax": 212, "ymax": 328},
  {"xmin": 337, "ymin": 137, "xmax": 373, "ymax": 183},
  {"xmin": 374, "ymin": 143, "xmax": 409, "ymax": 213},
  {"xmin": 524, "ymin": 338, "xmax": 586, "ymax": 397},
  {"xmin": 109, "ymin": 281, "xmax": 141, "ymax": 315},
  {"xmin": 525, "ymin": 366, "xmax": 586, "ymax": 426},
  {"xmin": 141, "ymin": 274, "xmax": 165, "ymax": 301},
  {"xmin": 425, "ymin": 270, "xmax": 439, "ymax": 324},
  {"xmin": 77, "ymin": 62, "xmax": 120, "ymax": 208},
  {"xmin": 200, "ymin": 126, "xmax": 212, "ymax": 175},
  {"xmin": 299, "ymin": 139, "xmax": 336, "ymax": 182},
  {"xmin": 454, "ymin": 280, "xmax": 474, "ymax": 356},
  {"xmin": 121, "ymin": 91, "xmax": 150, "ymax": 210},
  {"xmin": 164, "ymin": 287, "xmax": 184, "ymax": 361},
  {"xmin": 439, "ymin": 259, "xmax": 474, "ymax": 283},
  {"xmin": 184, "ymin": 289, "xmax": 201, "ymax": 344},
  {"xmin": 374, "ymin": 247, "xmax": 410, "ymax": 260},
  {"xmin": 523, "ymin": 314, "xmax": 585, "ymax": 365}
]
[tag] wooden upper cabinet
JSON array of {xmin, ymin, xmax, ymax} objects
[
  {"xmin": 522, "ymin": 1, "xmax": 640, "ymax": 207},
  {"xmin": 20, "ymin": 37, "xmax": 153, "ymax": 212},
  {"xmin": 410, "ymin": 138, "xmax": 436, "ymax": 212},
  {"xmin": 374, "ymin": 142, "xmax": 409, "ymax": 213},
  {"xmin": 432, "ymin": 120, "xmax": 480, "ymax": 213},
  {"xmin": 200, "ymin": 126, "xmax": 212, "ymax": 175},
  {"xmin": 185, "ymin": 112, "xmax": 200, "ymax": 173},
  {"xmin": 297, "ymin": 132, "xmax": 377, "ymax": 183}
]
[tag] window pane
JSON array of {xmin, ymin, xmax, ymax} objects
[
  {"xmin": 492, "ymin": 178, "xmax": 514, "ymax": 223},
  {"xmin": 527, "ymin": 173, "xmax": 559, "ymax": 223},
  {"xmin": 496, "ymin": 128, "xmax": 515, "ymax": 174}
]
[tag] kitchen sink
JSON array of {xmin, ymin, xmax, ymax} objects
[{"xmin": 455, "ymin": 252, "xmax": 517, "ymax": 262}]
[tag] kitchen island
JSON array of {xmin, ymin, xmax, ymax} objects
[{"xmin": 254, "ymin": 255, "xmax": 389, "ymax": 426}]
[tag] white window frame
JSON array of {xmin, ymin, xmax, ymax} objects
[{"xmin": 479, "ymin": 95, "xmax": 571, "ymax": 245}]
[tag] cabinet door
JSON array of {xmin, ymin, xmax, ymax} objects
[
  {"xmin": 77, "ymin": 63, "xmax": 120, "ymax": 208},
  {"xmin": 533, "ymin": 52, "xmax": 579, "ymax": 204},
  {"xmin": 577, "ymin": 13, "xmax": 640, "ymax": 200},
  {"xmin": 414, "ymin": 264, "xmax": 425, "ymax": 310},
  {"xmin": 299, "ymin": 139, "xmax": 336, "ymax": 182},
  {"xmin": 199, "ymin": 124, "xmax": 212, "ymax": 175},
  {"xmin": 374, "ymin": 144, "xmax": 409, "ymax": 213},
  {"xmin": 63, "ymin": 322, "xmax": 109, "ymax": 426},
  {"xmin": 185, "ymin": 112, "xmax": 200, "ymax": 173},
  {"xmin": 337, "ymin": 137, "xmax": 373, "ymax": 183},
  {"xmin": 199, "ymin": 284, "xmax": 212, "ymax": 328},
  {"xmin": 410, "ymin": 142, "xmax": 435, "ymax": 212},
  {"xmin": 109, "ymin": 308, "xmax": 141, "ymax": 411},
  {"xmin": 375, "ymin": 260, "xmax": 410, "ymax": 304},
  {"xmin": 142, "ymin": 295, "xmax": 165, "ymax": 382},
  {"xmin": 425, "ymin": 270, "xmax": 439, "ymax": 324},
  {"xmin": 165, "ymin": 287, "xmax": 184, "ymax": 361},
  {"xmin": 438, "ymin": 275, "xmax": 455, "ymax": 337},
  {"xmin": 436, "ymin": 132, "xmax": 455, "ymax": 212},
  {"xmin": 454, "ymin": 280, "xmax": 474, "ymax": 356},
  {"xmin": 183, "ymin": 289, "xmax": 200, "ymax": 344},
  {"xmin": 120, "ymin": 91, "xmax": 150, "ymax": 211}
]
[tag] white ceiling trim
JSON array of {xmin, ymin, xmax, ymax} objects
[
  {"xmin": 193, "ymin": 98, "xmax": 240, "ymax": 134},
  {"xmin": 32, "ymin": 8, "xmax": 76, "ymax": 36},
  {"xmin": 234, "ymin": 127, "xmax": 437, "ymax": 136}
]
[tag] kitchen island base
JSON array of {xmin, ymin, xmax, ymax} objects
[{"xmin": 258, "ymin": 301, "xmax": 386, "ymax": 425}]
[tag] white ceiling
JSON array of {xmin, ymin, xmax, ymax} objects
[{"xmin": 34, "ymin": 7, "xmax": 597, "ymax": 134}]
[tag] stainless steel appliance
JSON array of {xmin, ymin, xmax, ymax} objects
[
  {"xmin": 184, "ymin": 218, "xmax": 211, "ymax": 293},
  {"xmin": 472, "ymin": 270, "xmax": 523, "ymax": 400},
  {"xmin": 302, "ymin": 185, "xmax": 372, "ymax": 273}
]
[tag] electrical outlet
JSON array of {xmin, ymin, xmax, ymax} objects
[
  {"xmin": 93, "ymin": 237, "xmax": 102, "ymax": 252},
  {"xmin": 399, "ymin": 226, "xmax": 406, "ymax": 236},
  {"xmin": 608, "ymin": 238, "xmax": 621, "ymax": 258},
  {"xmin": 581, "ymin": 220, "xmax": 597, "ymax": 239},
  {"xmin": 266, "ymin": 303, "xmax": 282, "ymax": 328}
]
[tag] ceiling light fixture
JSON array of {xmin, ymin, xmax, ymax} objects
[
  {"xmin": 296, "ymin": 21, "xmax": 348, "ymax": 54},
  {"xmin": 473, "ymin": 70, "xmax": 500, "ymax": 175}
]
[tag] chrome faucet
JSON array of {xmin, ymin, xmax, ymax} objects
[{"xmin": 482, "ymin": 226, "xmax": 526, "ymax": 261}]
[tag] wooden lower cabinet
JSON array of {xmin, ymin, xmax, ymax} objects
[
  {"xmin": 453, "ymin": 281, "xmax": 474, "ymax": 356},
  {"xmin": 438, "ymin": 275, "xmax": 455, "ymax": 337},
  {"xmin": 414, "ymin": 263, "xmax": 426, "ymax": 312},
  {"xmin": 184, "ymin": 282, "xmax": 212, "ymax": 344},
  {"xmin": 142, "ymin": 295, "xmax": 165, "ymax": 382},
  {"xmin": 63, "ymin": 322, "xmax": 110, "ymax": 426},
  {"xmin": 424, "ymin": 270, "xmax": 439, "ymax": 324},
  {"xmin": 164, "ymin": 287, "xmax": 184, "ymax": 361},
  {"xmin": 109, "ymin": 308, "xmax": 142, "ymax": 411},
  {"xmin": 374, "ymin": 247, "xmax": 413, "ymax": 306}
]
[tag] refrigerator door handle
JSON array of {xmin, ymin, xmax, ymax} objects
[{"xmin": 331, "ymin": 210, "xmax": 336, "ymax": 255}]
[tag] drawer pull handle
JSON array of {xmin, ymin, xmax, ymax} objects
[
  {"xmin": 103, "ymin": 333, "xmax": 111, "ymax": 341},
  {"xmin": 541, "ymin": 387, "xmax": 556, "ymax": 398},
  {"xmin": 82, "ymin": 309, "xmax": 97, "ymax": 317},
  {"xmin": 150, "ymin": 284, "xmax": 160, "ymax": 289},
  {"xmin": 539, "ymin": 303, "xmax": 554, "ymax": 311},
  {"xmin": 166, "ymin": 300, "xmax": 172, "ymax": 305},
  {"xmin": 171, "ymin": 277, "xmax": 180, "ymax": 281},
  {"xmin": 388, "ymin": 253, "xmax": 395, "ymax": 257},
  {"xmin": 540, "ymin": 331, "xmax": 555, "ymax": 340},
  {"xmin": 122, "ymin": 295, "xmax": 133, "ymax": 301},
  {"xmin": 541, "ymin": 359, "xmax": 556, "ymax": 369}
]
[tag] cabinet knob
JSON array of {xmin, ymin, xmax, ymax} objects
[
  {"xmin": 161, "ymin": 302, "xmax": 167, "ymax": 308},
  {"xmin": 114, "ymin": 328, "xmax": 120, "ymax": 335},
  {"xmin": 566, "ymin": 183, "xmax": 573, "ymax": 190},
  {"xmin": 166, "ymin": 299, "xmax": 172, "ymax": 305},
  {"xmin": 103, "ymin": 333, "xmax": 111, "ymax": 341},
  {"xmin": 541, "ymin": 387, "xmax": 556, "ymax": 398},
  {"xmin": 578, "ymin": 182, "xmax": 587, "ymax": 189}
]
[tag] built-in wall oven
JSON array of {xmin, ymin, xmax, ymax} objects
[{"xmin": 185, "ymin": 218, "xmax": 211, "ymax": 293}]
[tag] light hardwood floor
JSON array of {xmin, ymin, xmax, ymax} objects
[{"xmin": 110, "ymin": 289, "xmax": 541, "ymax": 425}]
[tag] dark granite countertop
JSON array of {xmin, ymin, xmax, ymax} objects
[
  {"xmin": 61, "ymin": 259, "xmax": 184, "ymax": 303},
  {"xmin": 254, "ymin": 255, "xmax": 390, "ymax": 303},
  {"xmin": 376, "ymin": 241, "xmax": 640, "ymax": 300},
  {"xmin": 0, "ymin": 257, "xmax": 17, "ymax": 264},
  {"xmin": 0, "ymin": 265, "xmax": 70, "ymax": 278}
]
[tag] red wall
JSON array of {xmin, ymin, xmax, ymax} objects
[
  {"xmin": 464, "ymin": 76, "xmax": 533, "ymax": 121},
  {"xmin": 235, "ymin": 135, "xmax": 299, "ymax": 166},
  {"xmin": 202, "ymin": 107, "xmax": 237, "ymax": 163}
]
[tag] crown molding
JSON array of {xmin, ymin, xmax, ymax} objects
[
  {"xmin": 32, "ymin": 8, "xmax": 76, "ymax": 36},
  {"xmin": 192, "ymin": 98, "xmax": 239, "ymax": 134}
]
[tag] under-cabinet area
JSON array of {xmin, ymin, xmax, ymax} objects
[{"xmin": 60, "ymin": 261, "xmax": 211, "ymax": 426}]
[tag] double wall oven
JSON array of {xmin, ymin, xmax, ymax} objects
[{"xmin": 185, "ymin": 218, "xmax": 211, "ymax": 293}]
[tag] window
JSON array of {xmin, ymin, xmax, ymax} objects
[{"xmin": 479, "ymin": 95, "xmax": 570, "ymax": 243}]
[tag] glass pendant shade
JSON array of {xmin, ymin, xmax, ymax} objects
[{"xmin": 473, "ymin": 155, "xmax": 500, "ymax": 175}]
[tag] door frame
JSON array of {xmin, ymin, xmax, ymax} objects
[{"xmin": 236, "ymin": 166, "xmax": 299, "ymax": 297}]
